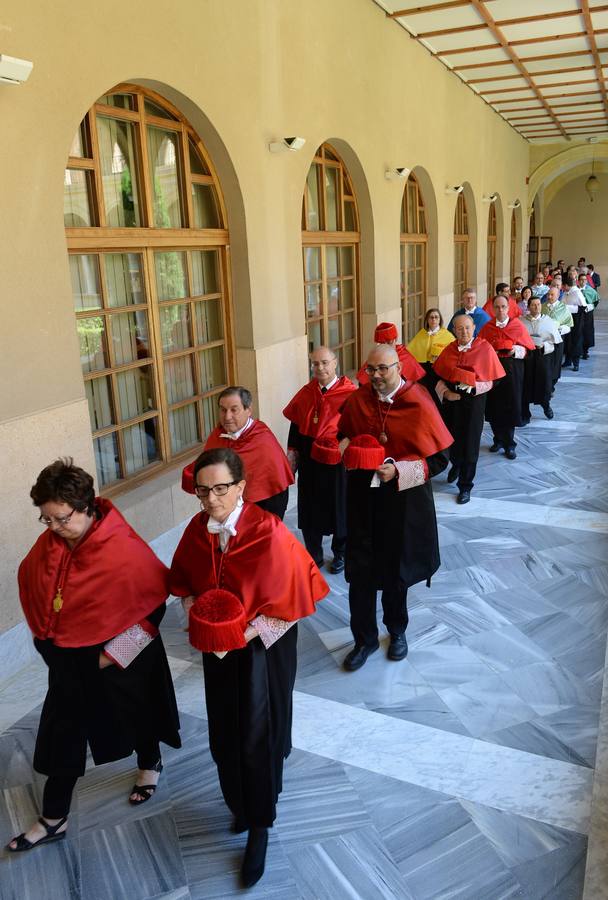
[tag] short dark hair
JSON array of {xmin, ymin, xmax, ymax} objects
[
  {"xmin": 521, "ymin": 286, "xmax": 533, "ymax": 299},
  {"xmin": 30, "ymin": 458, "xmax": 95, "ymax": 514},
  {"xmin": 566, "ymin": 275, "xmax": 576, "ymax": 287},
  {"xmin": 496, "ymin": 282, "xmax": 509, "ymax": 294},
  {"xmin": 424, "ymin": 307, "xmax": 443, "ymax": 328},
  {"xmin": 218, "ymin": 386, "xmax": 253, "ymax": 409},
  {"xmin": 193, "ymin": 448, "xmax": 244, "ymax": 483}
]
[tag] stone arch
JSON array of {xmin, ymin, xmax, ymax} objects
[{"xmin": 410, "ymin": 165, "xmax": 439, "ymax": 301}]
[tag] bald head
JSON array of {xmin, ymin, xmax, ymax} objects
[{"xmin": 310, "ymin": 345, "xmax": 337, "ymax": 386}]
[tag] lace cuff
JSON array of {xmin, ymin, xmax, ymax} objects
[
  {"xmin": 250, "ymin": 615, "xmax": 297, "ymax": 649},
  {"xmin": 103, "ymin": 621, "xmax": 158, "ymax": 669},
  {"xmin": 394, "ymin": 459, "xmax": 427, "ymax": 492},
  {"xmin": 512, "ymin": 345, "xmax": 526, "ymax": 359}
]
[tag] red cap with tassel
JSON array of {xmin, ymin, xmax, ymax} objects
[
  {"xmin": 188, "ymin": 589, "xmax": 247, "ymax": 653},
  {"xmin": 311, "ymin": 436, "xmax": 342, "ymax": 466},
  {"xmin": 343, "ymin": 434, "xmax": 385, "ymax": 470},
  {"xmin": 374, "ymin": 322, "xmax": 398, "ymax": 343}
]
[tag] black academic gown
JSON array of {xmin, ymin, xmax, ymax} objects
[
  {"xmin": 288, "ymin": 423, "xmax": 347, "ymax": 537},
  {"xmin": 345, "ymin": 450, "xmax": 448, "ymax": 591},
  {"xmin": 440, "ymin": 385, "xmax": 487, "ymax": 490},
  {"xmin": 523, "ymin": 348, "xmax": 553, "ymax": 410},
  {"xmin": 33, "ymin": 604, "xmax": 181, "ymax": 777},
  {"xmin": 485, "ymin": 356, "xmax": 525, "ymax": 446}
]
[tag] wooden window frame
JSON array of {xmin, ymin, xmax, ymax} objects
[
  {"xmin": 66, "ymin": 84, "xmax": 235, "ymax": 496},
  {"xmin": 510, "ymin": 210, "xmax": 517, "ymax": 286},
  {"xmin": 487, "ymin": 204, "xmax": 497, "ymax": 300},
  {"xmin": 400, "ymin": 173, "xmax": 428, "ymax": 342},
  {"xmin": 453, "ymin": 193, "xmax": 469, "ymax": 310}
]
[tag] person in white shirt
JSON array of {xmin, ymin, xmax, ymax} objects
[
  {"xmin": 531, "ymin": 272, "xmax": 550, "ymax": 300},
  {"xmin": 561, "ymin": 275, "xmax": 587, "ymax": 371},
  {"xmin": 521, "ymin": 297, "xmax": 562, "ymax": 420}
]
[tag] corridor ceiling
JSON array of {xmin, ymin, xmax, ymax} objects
[{"xmin": 373, "ymin": 1, "xmax": 608, "ymax": 143}]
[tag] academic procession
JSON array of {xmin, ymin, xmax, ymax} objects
[{"xmin": 2, "ymin": 1, "xmax": 608, "ymax": 897}]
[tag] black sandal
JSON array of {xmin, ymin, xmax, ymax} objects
[
  {"xmin": 6, "ymin": 816, "xmax": 68, "ymax": 852},
  {"xmin": 128, "ymin": 759, "xmax": 163, "ymax": 805}
]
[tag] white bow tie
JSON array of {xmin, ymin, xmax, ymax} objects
[
  {"xmin": 207, "ymin": 519, "xmax": 237, "ymax": 538},
  {"xmin": 219, "ymin": 432, "xmax": 238, "ymax": 440}
]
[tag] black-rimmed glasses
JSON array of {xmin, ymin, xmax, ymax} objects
[
  {"xmin": 364, "ymin": 362, "xmax": 399, "ymax": 376},
  {"xmin": 195, "ymin": 481, "xmax": 238, "ymax": 499},
  {"xmin": 38, "ymin": 509, "xmax": 76, "ymax": 528}
]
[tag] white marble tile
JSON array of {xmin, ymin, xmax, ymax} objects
[
  {"xmin": 0, "ymin": 660, "xmax": 47, "ymax": 732},
  {"xmin": 292, "ymin": 691, "xmax": 592, "ymax": 832},
  {"xmin": 435, "ymin": 493, "xmax": 608, "ymax": 534},
  {"xmin": 0, "ymin": 621, "xmax": 38, "ymax": 681}
]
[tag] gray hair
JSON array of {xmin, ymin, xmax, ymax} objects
[{"xmin": 218, "ymin": 386, "xmax": 253, "ymax": 409}]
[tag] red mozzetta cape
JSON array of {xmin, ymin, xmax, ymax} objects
[
  {"xmin": 182, "ymin": 419, "xmax": 294, "ymax": 502},
  {"xmin": 169, "ymin": 502, "xmax": 329, "ymax": 621},
  {"xmin": 356, "ymin": 344, "xmax": 425, "ymax": 386},
  {"xmin": 18, "ymin": 498, "xmax": 169, "ymax": 648},
  {"xmin": 283, "ymin": 376, "xmax": 356, "ymax": 441},
  {"xmin": 338, "ymin": 382, "xmax": 453, "ymax": 461},
  {"xmin": 479, "ymin": 318, "xmax": 536, "ymax": 356},
  {"xmin": 433, "ymin": 337, "xmax": 506, "ymax": 387},
  {"xmin": 482, "ymin": 296, "xmax": 522, "ymax": 318}
]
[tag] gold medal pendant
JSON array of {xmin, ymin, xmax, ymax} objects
[
  {"xmin": 313, "ymin": 413, "xmax": 319, "ymax": 424},
  {"xmin": 53, "ymin": 588, "xmax": 63, "ymax": 612},
  {"xmin": 379, "ymin": 431, "xmax": 388, "ymax": 445}
]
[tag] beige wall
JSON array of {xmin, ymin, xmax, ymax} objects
[
  {"xmin": 0, "ymin": 0, "xmax": 531, "ymax": 634},
  {"xmin": 544, "ymin": 175, "xmax": 608, "ymax": 283}
]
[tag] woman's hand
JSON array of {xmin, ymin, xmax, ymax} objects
[
  {"xmin": 376, "ymin": 463, "xmax": 397, "ymax": 483},
  {"xmin": 99, "ymin": 652, "xmax": 114, "ymax": 669},
  {"xmin": 444, "ymin": 390, "xmax": 461, "ymax": 402},
  {"xmin": 244, "ymin": 624, "xmax": 258, "ymax": 643}
]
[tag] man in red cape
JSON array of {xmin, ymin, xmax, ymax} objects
[
  {"xmin": 338, "ymin": 344, "xmax": 453, "ymax": 671},
  {"xmin": 283, "ymin": 346, "xmax": 356, "ymax": 573},
  {"xmin": 356, "ymin": 321, "xmax": 425, "ymax": 386},
  {"xmin": 181, "ymin": 386, "xmax": 294, "ymax": 520},
  {"xmin": 433, "ymin": 314, "xmax": 505, "ymax": 503},
  {"xmin": 482, "ymin": 283, "xmax": 523, "ymax": 319},
  {"xmin": 480, "ymin": 295, "xmax": 536, "ymax": 456}
]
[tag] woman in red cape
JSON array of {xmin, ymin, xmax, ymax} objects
[
  {"xmin": 170, "ymin": 447, "xmax": 328, "ymax": 888},
  {"xmin": 7, "ymin": 459, "xmax": 180, "ymax": 853}
]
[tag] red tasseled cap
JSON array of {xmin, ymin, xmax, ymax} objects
[
  {"xmin": 494, "ymin": 337, "xmax": 514, "ymax": 351},
  {"xmin": 181, "ymin": 462, "xmax": 196, "ymax": 495},
  {"xmin": 343, "ymin": 434, "xmax": 385, "ymax": 471},
  {"xmin": 374, "ymin": 322, "xmax": 398, "ymax": 343},
  {"xmin": 188, "ymin": 589, "xmax": 247, "ymax": 653},
  {"xmin": 311, "ymin": 437, "xmax": 342, "ymax": 466}
]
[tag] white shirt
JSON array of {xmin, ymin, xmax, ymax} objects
[
  {"xmin": 319, "ymin": 375, "xmax": 338, "ymax": 392},
  {"xmin": 207, "ymin": 501, "xmax": 244, "ymax": 550},
  {"xmin": 220, "ymin": 416, "xmax": 255, "ymax": 441},
  {"xmin": 495, "ymin": 317, "xmax": 509, "ymax": 329}
]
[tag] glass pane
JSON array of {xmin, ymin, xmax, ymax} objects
[
  {"xmin": 192, "ymin": 184, "xmax": 220, "ymax": 228},
  {"xmin": 328, "ymin": 317, "xmax": 340, "ymax": 347},
  {"xmin": 124, "ymin": 419, "xmax": 161, "ymax": 475},
  {"xmin": 160, "ymin": 304, "xmax": 191, "ymax": 353},
  {"xmin": 343, "ymin": 312, "xmax": 355, "ymax": 342},
  {"xmin": 147, "ymin": 126, "xmax": 184, "ymax": 227},
  {"xmin": 105, "ymin": 253, "xmax": 145, "ymax": 307},
  {"xmin": 144, "ymin": 99, "xmax": 176, "ymax": 120},
  {"xmin": 78, "ymin": 317, "xmax": 107, "ymax": 373},
  {"xmin": 199, "ymin": 346, "xmax": 227, "ymax": 392},
  {"xmin": 64, "ymin": 169, "xmax": 94, "ymax": 226},
  {"xmin": 325, "ymin": 167, "xmax": 339, "ymax": 231},
  {"xmin": 110, "ymin": 311, "xmax": 150, "ymax": 365},
  {"xmin": 70, "ymin": 255, "xmax": 101, "ymax": 311},
  {"xmin": 304, "ymin": 247, "xmax": 321, "ymax": 281},
  {"xmin": 69, "ymin": 122, "xmax": 88, "ymax": 158},
  {"xmin": 326, "ymin": 246, "xmax": 338, "ymax": 278},
  {"xmin": 324, "ymin": 146, "xmax": 338, "ymax": 162},
  {"xmin": 327, "ymin": 282, "xmax": 339, "ymax": 315},
  {"xmin": 191, "ymin": 250, "xmax": 219, "ymax": 295},
  {"xmin": 306, "ymin": 284, "xmax": 322, "ymax": 318},
  {"xmin": 344, "ymin": 201, "xmax": 356, "ymax": 232},
  {"xmin": 97, "ymin": 116, "xmax": 141, "ymax": 227},
  {"xmin": 307, "ymin": 320, "xmax": 322, "ymax": 353},
  {"xmin": 99, "ymin": 93, "xmax": 134, "ymax": 110},
  {"xmin": 341, "ymin": 279, "xmax": 353, "ymax": 311},
  {"xmin": 116, "ymin": 365, "xmax": 155, "ymax": 421},
  {"xmin": 165, "ymin": 355, "xmax": 195, "ymax": 404},
  {"xmin": 169, "ymin": 404, "xmax": 199, "ymax": 453},
  {"xmin": 94, "ymin": 432, "xmax": 120, "ymax": 486},
  {"xmin": 342, "ymin": 343, "xmax": 355, "ymax": 373},
  {"xmin": 305, "ymin": 165, "xmax": 320, "ymax": 230},
  {"xmin": 155, "ymin": 251, "xmax": 187, "ymax": 300},
  {"xmin": 85, "ymin": 376, "xmax": 114, "ymax": 430},
  {"xmin": 201, "ymin": 394, "xmax": 217, "ymax": 436},
  {"xmin": 340, "ymin": 247, "xmax": 353, "ymax": 276},
  {"xmin": 195, "ymin": 299, "xmax": 223, "ymax": 343},
  {"xmin": 189, "ymin": 140, "xmax": 209, "ymax": 175}
]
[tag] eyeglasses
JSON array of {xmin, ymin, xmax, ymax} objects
[
  {"xmin": 364, "ymin": 362, "xmax": 399, "ymax": 376},
  {"xmin": 39, "ymin": 509, "xmax": 76, "ymax": 528},
  {"xmin": 195, "ymin": 481, "xmax": 238, "ymax": 498}
]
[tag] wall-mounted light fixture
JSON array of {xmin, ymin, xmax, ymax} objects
[
  {"xmin": 268, "ymin": 137, "xmax": 306, "ymax": 153},
  {"xmin": 445, "ymin": 185, "xmax": 464, "ymax": 195},
  {"xmin": 0, "ymin": 54, "xmax": 33, "ymax": 85},
  {"xmin": 385, "ymin": 167, "xmax": 410, "ymax": 181},
  {"xmin": 507, "ymin": 200, "xmax": 521, "ymax": 209},
  {"xmin": 482, "ymin": 193, "xmax": 498, "ymax": 203}
]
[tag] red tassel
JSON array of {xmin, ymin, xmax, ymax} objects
[{"xmin": 188, "ymin": 588, "xmax": 247, "ymax": 652}]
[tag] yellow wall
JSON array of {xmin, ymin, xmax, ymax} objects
[{"xmin": 0, "ymin": 0, "xmax": 530, "ymax": 633}]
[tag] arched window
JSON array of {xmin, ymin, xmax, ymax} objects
[
  {"xmin": 510, "ymin": 210, "xmax": 517, "ymax": 286},
  {"xmin": 301, "ymin": 143, "xmax": 360, "ymax": 375},
  {"xmin": 453, "ymin": 193, "xmax": 468, "ymax": 308},
  {"xmin": 65, "ymin": 84, "xmax": 233, "ymax": 490},
  {"xmin": 487, "ymin": 204, "xmax": 497, "ymax": 299},
  {"xmin": 400, "ymin": 173, "xmax": 427, "ymax": 342}
]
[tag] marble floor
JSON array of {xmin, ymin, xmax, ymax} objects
[{"xmin": 2, "ymin": 310, "xmax": 608, "ymax": 899}]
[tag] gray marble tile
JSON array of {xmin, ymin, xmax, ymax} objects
[
  {"xmin": 438, "ymin": 672, "xmax": 536, "ymax": 738},
  {"xmin": 519, "ymin": 613, "xmax": 598, "ymax": 662},
  {"xmin": 407, "ymin": 644, "xmax": 495, "ymax": 690},
  {"xmin": 463, "ymin": 625, "xmax": 551, "ymax": 673},
  {"xmin": 478, "ymin": 585, "xmax": 560, "ymax": 625},
  {"xmin": 501, "ymin": 661, "xmax": 596, "ymax": 717},
  {"xmin": 431, "ymin": 595, "xmax": 513, "ymax": 638},
  {"xmin": 372, "ymin": 690, "xmax": 472, "ymax": 737},
  {"xmin": 0, "ymin": 836, "xmax": 81, "ymax": 900},
  {"xmin": 488, "ymin": 718, "xmax": 594, "ymax": 769},
  {"xmin": 512, "ymin": 840, "xmax": 587, "ymax": 899}
]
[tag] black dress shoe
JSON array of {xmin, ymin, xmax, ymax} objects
[
  {"xmin": 562, "ymin": 359, "xmax": 571, "ymax": 368},
  {"xmin": 457, "ymin": 491, "xmax": 471, "ymax": 504},
  {"xmin": 572, "ymin": 363, "xmax": 579, "ymax": 372},
  {"xmin": 505, "ymin": 448, "xmax": 517, "ymax": 460},
  {"xmin": 489, "ymin": 442, "xmax": 501, "ymax": 453},
  {"xmin": 582, "ymin": 353, "xmax": 589, "ymax": 360},
  {"xmin": 241, "ymin": 827, "xmax": 268, "ymax": 888},
  {"xmin": 543, "ymin": 405, "xmax": 554, "ymax": 420},
  {"xmin": 447, "ymin": 466, "xmax": 459, "ymax": 483},
  {"xmin": 388, "ymin": 634, "xmax": 408, "ymax": 660},
  {"xmin": 343, "ymin": 642, "xmax": 379, "ymax": 671},
  {"xmin": 330, "ymin": 556, "xmax": 345, "ymax": 574}
]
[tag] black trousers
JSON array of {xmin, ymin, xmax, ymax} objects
[
  {"xmin": 41, "ymin": 738, "xmax": 161, "ymax": 819},
  {"xmin": 301, "ymin": 527, "xmax": 346, "ymax": 566},
  {"xmin": 348, "ymin": 580, "xmax": 408, "ymax": 648},
  {"xmin": 564, "ymin": 311, "xmax": 583, "ymax": 365},
  {"xmin": 492, "ymin": 426, "xmax": 516, "ymax": 450},
  {"xmin": 256, "ymin": 489, "xmax": 289, "ymax": 521}
]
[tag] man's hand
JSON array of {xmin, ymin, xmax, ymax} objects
[
  {"xmin": 181, "ymin": 595, "xmax": 195, "ymax": 618},
  {"xmin": 338, "ymin": 437, "xmax": 350, "ymax": 456},
  {"xmin": 244, "ymin": 624, "xmax": 258, "ymax": 643},
  {"xmin": 444, "ymin": 390, "xmax": 461, "ymax": 402},
  {"xmin": 376, "ymin": 463, "xmax": 397, "ymax": 482},
  {"xmin": 99, "ymin": 652, "xmax": 114, "ymax": 669}
]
